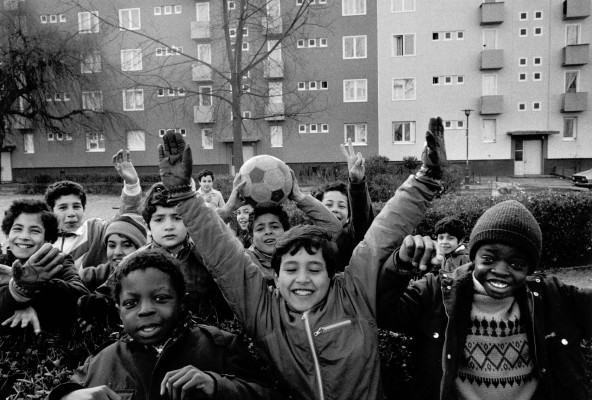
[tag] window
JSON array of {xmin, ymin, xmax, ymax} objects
[
  {"xmin": 228, "ymin": 1, "xmax": 236, "ymax": 10},
  {"xmin": 164, "ymin": 5, "xmax": 172, "ymax": 14},
  {"xmin": 197, "ymin": 43, "xmax": 212, "ymax": 63},
  {"xmin": 444, "ymin": 76, "xmax": 452, "ymax": 85},
  {"xmin": 59, "ymin": 14, "xmax": 66, "ymax": 22},
  {"xmin": 199, "ymin": 86, "xmax": 212, "ymax": 106},
  {"xmin": 483, "ymin": 29, "xmax": 498, "ymax": 49},
  {"xmin": 433, "ymin": 77, "xmax": 439, "ymax": 85},
  {"xmin": 482, "ymin": 119, "xmax": 496, "ymax": 143},
  {"xmin": 298, "ymin": 82, "xmax": 306, "ymax": 90},
  {"xmin": 565, "ymin": 70, "xmax": 579, "ymax": 92},
  {"xmin": 344, "ymin": 123, "xmax": 367, "ymax": 144},
  {"xmin": 515, "ymin": 139, "xmax": 523, "ymax": 161},
  {"xmin": 321, "ymin": 124, "xmax": 329, "ymax": 132},
  {"xmin": 457, "ymin": 120, "xmax": 464, "ymax": 129},
  {"xmin": 457, "ymin": 31, "xmax": 464, "ymax": 40},
  {"xmin": 321, "ymin": 81, "xmax": 328, "ymax": 90},
  {"xmin": 319, "ymin": 38, "xmax": 327, "ymax": 47},
  {"xmin": 47, "ymin": 133, "xmax": 54, "ymax": 141},
  {"xmin": 519, "ymin": 12, "xmax": 528, "ymax": 20},
  {"xmin": 444, "ymin": 32, "xmax": 452, "ymax": 40},
  {"xmin": 518, "ymin": 103, "xmax": 526, "ymax": 111},
  {"xmin": 82, "ymin": 91, "xmax": 103, "ymax": 111},
  {"xmin": 55, "ymin": 93, "xmax": 63, "ymax": 101},
  {"xmin": 23, "ymin": 133, "xmax": 34, "ymax": 154},
  {"xmin": 534, "ymin": 27, "xmax": 542, "ymax": 36},
  {"xmin": 392, "ymin": 34, "xmax": 415, "ymax": 56},
  {"xmin": 178, "ymin": 87, "xmax": 185, "ymax": 96},
  {"xmin": 86, "ymin": 132, "xmax": 105, "ymax": 152},
  {"xmin": 270, "ymin": 126, "xmax": 283, "ymax": 147},
  {"xmin": 121, "ymin": 49, "xmax": 142, "ymax": 71},
  {"xmin": 392, "ymin": 78, "xmax": 416, "ymax": 100},
  {"xmin": 533, "ymin": 57, "xmax": 542, "ymax": 66},
  {"xmin": 297, "ymin": 0, "xmax": 304, "ymax": 4},
  {"xmin": 123, "ymin": 89, "xmax": 144, "ymax": 111},
  {"xmin": 81, "ymin": 51, "xmax": 101, "ymax": 73},
  {"xmin": 482, "ymin": 74, "xmax": 497, "ymax": 95},
  {"xmin": 519, "ymin": 28, "xmax": 528, "ymax": 37},
  {"xmin": 392, "ymin": 121, "xmax": 415, "ymax": 143},
  {"xmin": 241, "ymin": 83, "xmax": 251, "ymax": 92},
  {"xmin": 308, "ymin": 38, "xmax": 317, "ymax": 47},
  {"xmin": 297, "ymin": 39, "xmax": 305, "ymax": 48},
  {"xmin": 457, "ymin": 76, "xmax": 464, "ymax": 84},
  {"xmin": 519, "ymin": 57, "xmax": 527, "ymax": 66},
  {"xmin": 243, "ymin": 111, "xmax": 251, "ymax": 118},
  {"xmin": 78, "ymin": 11, "xmax": 99, "ymax": 33},
  {"xmin": 343, "ymin": 0, "xmax": 366, "ymax": 15},
  {"xmin": 533, "ymin": 72, "xmax": 541, "ymax": 81},
  {"xmin": 563, "ymin": 117, "xmax": 577, "ymax": 140},
  {"xmin": 432, "ymin": 32, "xmax": 439, "ymax": 41},
  {"xmin": 533, "ymin": 102, "xmax": 541, "ymax": 111},
  {"xmin": 299, "ymin": 124, "xmax": 306, "ymax": 133},
  {"xmin": 156, "ymin": 48, "xmax": 163, "ymax": 56},
  {"xmin": 50, "ymin": 14, "xmax": 57, "ymax": 23},
  {"xmin": 242, "ymin": 42, "xmax": 249, "ymax": 51},
  {"xmin": 343, "ymin": 79, "xmax": 367, "ymax": 102},
  {"xmin": 157, "ymin": 88, "xmax": 165, "ymax": 97},
  {"xmin": 309, "ymin": 81, "xmax": 318, "ymax": 90},
  {"xmin": 343, "ymin": 35, "xmax": 367, "ymax": 59},
  {"xmin": 119, "ymin": 8, "xmax": 140, "ymax": 30},
  {"xmin": 534, "ymin": 11, "xmax": 542, "ymax": 19},
  {"xmin": 566, "ymin": 24, "xmax": 581, "ymax": 45},
  {"xmin": 201, "ymin": 128, "xmax": 213, "ymax": 149},
  {"xmin": 40, "ymin": 15, "xmax": 47, "ymax": 23},
  {"xmin": 174, "ymin": 5, "xmax": 182, "ymax": 14},
  {"xmin": 167, "ymin": 88, "xmax": 176, "ymax": 96},
  {"xmin": 127, "ymin": 130, "xmax": 145, "ymax": 151},
  {"xmin": 268, "ymin": 82, "xmax": 283, "ymax": 103},
  {"xmin": 392, "ymin": 0, "xmax": 415, "ymax": 12},
  {"xmin": 310, "ymin": 124, "xmax": 318, "ymax": 133},
  {"xmin": 154, "ymin": 7, "xmax": 161, "ymax": 15},
  {"xmin": 519, "ymin": 73, "xmax": 527, "ymax": 81}
]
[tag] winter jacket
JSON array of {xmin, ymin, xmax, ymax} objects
[
  {"xmin": 0, "ymin": 252, "xmax": 89, "ymax": 334},
  {"xmin": 197, "ymin": 187, "xmax": 226, "ymax": 208},
  {"xmin": 335, "ymin": 178, "xmax": 374, "ymax": 271},
  {"xmin": 80, "ymin": 261, "xmax": 114, "ymax": 293},
  {"xmin": 177, "ymin": 175, "xmax": 439, "ymax": 400},
  {"xmin": 439, "ymin": 244, "xmax": 470, "ymax": 273},
  {"xmin": 48, "ymin": 320, "xmax": 278, "ymax": 400},
  {"xmin": 377, "ymin": 261, "xmax": 592, "ymax": 400},
  {"xmin": 53, "ymin": 180, "xmax": 142, "ymax": 270}
]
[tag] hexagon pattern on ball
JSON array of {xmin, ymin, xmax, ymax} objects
[{"xmin": 238, "ymin": 155, "xmax": 293, "ymax": 206}]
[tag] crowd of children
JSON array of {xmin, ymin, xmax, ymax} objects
[{"xmin": 0, "ymin": 120, "xmax": 591, "ymax": 400}]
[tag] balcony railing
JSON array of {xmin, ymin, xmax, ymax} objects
[
  {"xmin": 264, "ymin": 59, "xmax": 284, "ymax": 79},
  {"xmin": 480, "ymin": 95, "xmax": 503, "ymax": 114},
  {"xmin": 562, "ymin": 92, "xmax": 588, "ymax": 112},
  {"xmin": 481, "ymin": 1, "xmax": 505, "ymax": 24},
  {"xmin": 192, "ymin": 63, "xmax": 212, "ymax": 81},
  {"xmin": 481, "ymin": 49, "xmax": 504, "ymax": 70},
  {"xmin": 194, "ymin": 105, "xmax": 214, "ymax": 123},
  {"xmin": 264, "ymin": 102, "xmax": 285, "ymax": 121},
  {"xmin": 563, "ymin": 0, "xmax": 590, "ymax": 19},
  {"xmin": 190, "ymin": 21, "xmax": 210, "ymax": 39},
  {"xmin": 563, "ymin": 44, "xmax": 589, "ymax": 66}
]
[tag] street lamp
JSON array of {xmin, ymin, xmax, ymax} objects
[{"xmin": 462, "ymin": 109, "xmax": 473, "ymax": 185}]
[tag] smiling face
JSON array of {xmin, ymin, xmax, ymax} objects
[
  {"xmin": 437, "ymin": 233, "xmax": 461, "ymax": 255},
  {"xmin": 252, "ymin": 213, "xmax": 285, "ymax": 255},
  {"xmin": 321, "ymin": 191, "xmax": 349, "ymax": 226},
  {"xmin": 199, "ymin": 175, "xmax": 213, "ymax": 193},
  {"xmin": 276, "ymin": 246, "xmax": 330, "ymax": 312},
  {"xmin": 473, "ymin": 243, "xmax": 530, "ymax": 299},
  {"xmin": 149, "ymin": 206, "xmax": 188, "ymax": 253},
  {"xmin": 8, "ymin": 213, "xmax": 47, "ymax": 261},
  {"xmin": 107, "ymin": 233, "xmax": 138, "ymax": 268},
  {"xmin": 52, "ymin": 194, "xmax": 85, "ymax": 233},
  {"xmin": 117, "ymin": 268, "xmax": 181, "ymax": 346},
  {"xmin": 236, "ymin": 204, "xmax": 254, "ymax": 231}
]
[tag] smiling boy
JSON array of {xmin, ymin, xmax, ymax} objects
[
  {"xmin": 434, "ymin": 216, "xmax": 470, "ymax": 272},
  {"xmin": 196, "ymin": 169, "xmax": 225, "ymax": 208}
]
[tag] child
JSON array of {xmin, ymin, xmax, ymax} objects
[
  {"xmin": 217, "ymin": 198, "xmax": 254, "ymax": 248},
  {"xmin": 48, "ymin": 249, "xmax": 277, "ymax": 400},
  {"xmin": 157, "ymin": 118, "xmax": 444, "ymax": 399},
  {"xmin": 434, "ymin": 216, "xmax": 470, "ymax": 272},
  {"xmin": 45, "ymin": 150, "xmax": 142, "ymax": 270},
  {"xmin": 315, "ymin": 139, "xmax": 374, "ymax": 270},
  {"xmin": 0, "ymin": 199, "xmax": 88, "ymax": 334},
  {"xmin": 196, "ymin": 169, "xmax": 225, "ymax": 208},
  {"xmin": 378, "ymin": 200, "xmax": 592, "ymax": 399}
]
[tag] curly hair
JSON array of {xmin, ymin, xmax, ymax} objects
[
  {"xmin": 248, "ymin": 204, "xmax": 291, "ymax": 234},
  {"xmin": 112, "ymin": 249, "xmax": 187, "ymax": 303},
  {"xmin": 1, "ymin": 199, "xmax": 59, "ymax": 243},
  {"xmin": 141, "ymin": 182, "xmax": 178, "ymax": 225},
  {"xmin": 314, "ymin": 182, "xmax": 348, "ymax": 203},
  {"xmin": 44, "ymin": 180, "xmax": 86, "ymax": 210},
  {"xmin": 434, "ymin": 216, "xmax": 466, "ymax": 240}
]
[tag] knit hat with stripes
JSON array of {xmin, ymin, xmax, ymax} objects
[{"xmin": 105, "ymin": 214, "xmax": 148, "ymax": 249}]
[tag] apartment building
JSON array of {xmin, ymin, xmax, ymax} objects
[
  {"xmin": 2, "ymin": 0, "xmax": 378, "ymax": 180},
  {"xmin": 378, "ymin": 0, "xmax": 591, "ymax": 177}
]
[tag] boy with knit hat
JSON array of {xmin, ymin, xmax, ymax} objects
[{"xmin": 378, "ymin": 199, "xmax": 592, "ymax": 400}]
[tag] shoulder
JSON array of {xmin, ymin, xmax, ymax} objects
[{"xmin": 190, "ymin": 324, "xmax": 237, "ymax": 347}]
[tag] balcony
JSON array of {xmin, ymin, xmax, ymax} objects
[
  {"xmin": 481, "ymin": 49, "xmax": 504, "ymax": 70},
  {"xmin": 563, "ymin": 0, "xmax": 590, "ymax": 19},
  {"xmin": 261, "ymin": 16, "xmax": 282, "ymax": 35},
  {"xmin": 563, "ymin": 44, "xmax": 589, "ymax": 65},
  {"xmin": 480, "ymin": 1, "xmax": 504, "ymax": 25},
  {"xmin": 264, "ymin": 102, "xmax": 285, "ymax": 121},
  {"xmin": 220, "ymin": 121, "xmax": 262, "ymax": 142},
  {"xmin": 3, "ymin": 0, "xmax": 23, "ymax": 11},
  {"xmin": 9, "ymin": 115, "xmax": 32, "ymax": 130},
  {"xmin": 192, "ymin": 63, "xmax": 212, "ymax": 81},
  {"xmin": 194, "ymin": 105, "xmax": 214, "ymax": 123},
  {"xmin": 480, "ymin": 95, "xmax": 503, "ymax": 114},
  {"xmin": 264, "ymin": 59, "xmax": 284, "ymax": 79},
  {"xmin": 191, "ymin": 21, "xmax": 210, "ymax": 39},
  {"xmin": 562, "ymin": 92, "xmax": 588, "ymax": 112}
]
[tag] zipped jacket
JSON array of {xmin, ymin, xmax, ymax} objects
[
  {"xmin": 439, "ymin": 245, "xmax": 470, "ymax": 273},
  {"xmin": 378, "ymin": 261, "xmax": 592, "ymax": 400},
  {"xmin": 177, "ymin": 175, "xmax": 438, "ymax": 400}
]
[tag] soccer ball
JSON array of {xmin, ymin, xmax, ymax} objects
[{"xmin": 237, "ymin": 155, "xmax": 293, "ymax": 205}]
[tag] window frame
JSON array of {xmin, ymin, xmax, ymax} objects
[
  {"xmin": 343, "ymin": 79, "xmax": 368, "ymax": 102},
  {"xmin": 343, "ymin": 123, "xmax": 367, "ymax": 145},
  {"xmin": 343, "ymin": 35, "xmax": 367, "ymax": 59},
  {"xmin": 392, "ymin": 77, "xmax": 416, "ymax": 101},
  {"xmin": 392, "ymin": 33, "xmax": 415, "ymax": 57},
  {"xmin": 85, "ymin": 131, "xmax": 105, "ymax": 152},
  {"xmin": 120, "ymin": 49, "xmax": 142, "ymax": 71},
  {"xmin": 119, "ymin": 8, "xmax": 141, "ymax": 31},
  {"xmin": 122, "ymin": 89, "xmax": 144, "ymax": 111},
  {"xmin": 392, "ymin": 121, "xmax": 416, "ymax": 143},
  {"xmin": 563, "ymin": 117, "xmax": 577, "ymax": 140},
  {"xmin": 342, "ymin": 0, "xmax": 366, "ymax": 16},
  {"xmin": 127, "ymin": 130, "xmax": 146, "ymax": 151}
]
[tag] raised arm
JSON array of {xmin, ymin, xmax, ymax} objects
[{"xmin": 113, "ymin": 149, "xmax": 142, "ymax": 215}]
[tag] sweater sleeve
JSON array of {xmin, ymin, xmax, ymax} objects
[
  {"xmin": 348, "ymin": 177, "xmax": 374, "ymax": 246},
  {"xmin": 296, "ymin": 194, "xmax": 342, "ymax": 239}
]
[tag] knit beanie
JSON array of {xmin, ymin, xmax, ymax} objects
[
  {"xmin": 468, "ymin": 200, "xmax": 542, "ymax": 272},
  {"xmin": 105, "ymin": 214, "xmax": 148, "ymax": 249}
]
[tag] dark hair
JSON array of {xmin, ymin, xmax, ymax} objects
[
  {"xmin": 44, "ymin": 180, "xmax": 86, "ymax": 210},
  {"xmin": 142, "ymin": 182, "xmax": 177, "ymax": 225},
  {"xmin": 434, "ymin": 217, "xmax": 466, "ymax": 240},
  {"xmin": 1, "ymin": 199, "xmax": 59, "ymax": 243},
  {"xmin": 271, "ymin": 225, "xmax": 338, "ymax": 278},
  {"xmin": 249, "ymin": 204, "xmax": 291, "ymax": 234},
  {"xmin": 112, "ymin": 249, "xmax": 186, "ymax": 303},
  {"xmin": 197, "ymin": 169, "xmax": 214, "ymax": 182},
  {"xmin": 314, "ymin": 182, "xmax": 348, "ymax": 203}
]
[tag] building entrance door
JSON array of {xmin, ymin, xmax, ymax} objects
[
  {"xmin": 514, "ymin": 139, "xmax": 542, "ymax": 176},
  {"xmin": 1, "ymin": 152, "xmax": 12, "ymax": 182}
]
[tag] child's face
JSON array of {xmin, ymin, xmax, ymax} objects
[
  {"xmin": 473, "ymin": 243, "xmax": 530, "ymax": 299},
  {"xmin": 149, "ymin": 206, "xmax": 188, "ymax": 252},
  {"xmin": 117, "ymin": 267, "xmax": 181, "ymax": 346},
  {"xmin": 252, "ymin": 213, "xmax": 285, "ymax": 255},
  {"xmin": 321, "ymin": 191, "xmax": 349, "ymax": 227},
  {"xmin": 277, "ymin": 246, "xmax": 330, "ymax": 312},
  {"xmin": 8, "ymin": 213, "xmax": 47, "ymax": 260},
  {"xmin": 107, "ymin": 233, "xmax": 138, "ymax": 268},
  {"xmin": 437, "ymin": 233, "xmax": 461, "ymax": 255},
  {"xmin": 236, "ymin": 204, "xmax": 254, "ymax": 231},
  {"xmin": 199, "ymin": 175, "xmax": 213, "ymax": 193},
  {"xmin": 52, "ymin": 194, "xmax": 85, "ymax": 233}
]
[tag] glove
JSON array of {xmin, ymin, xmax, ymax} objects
[
  {"xmin": 417, "ymin": 116, "xmax": 446, "ymax": 180},
  {"xmin": 78, "ymin": 293, "xmax": 120, "ymax": 329},
  {"xmin": 158, "ymin": 131, "xmax": 196, "ymax": 203},
  {"xmin": 12, "ymin": 244, "xmax": 64, "ymax": 293}
]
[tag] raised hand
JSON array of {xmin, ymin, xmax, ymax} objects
[
  {"xmin": 160, "ymin": 365, "xmax": 215, "ymax": 400},
  {"xmin": 158, "ymin": 131, "xmax": 193, "ymax": 189},
  {"xmin": 112, "ymin": 149, "xmax": 139, "ymax": 185},
  {"xmin": 12, "ymin": 244, "xmax": 64, "ymax": 288},
  {"xmin": 418, "ymin": 117, "xmax": 446, "ymax": 180},
  {"xmin": 288, "ymin": 169, "xmax": 305, "ymax": 203},
  {"xmin": 2, "ymin": 306, "xmax": 41, "ymax": 334},
  {"xmin": 341, "ymin": 138, "xmax": 365, "ymax": 183},
  {"xmin": 62, "ymin": 386, "xmax": 121, "ymax": 400},
  {"xmin": 398, "ymin": 235, "xmax": 443, "ymax": 272}
]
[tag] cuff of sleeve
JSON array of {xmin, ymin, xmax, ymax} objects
[
  {"xmin": 392, "ymin": 252, "xmax": 416, "ymax": 275},
  {"xmin": 9, "ymin": 278, "xmax": 33, "ymax": 302},
  {"xmin": 48, "ymin": 382, "xmax": 85, "ymax": 400},
  {"xmin": 348, "ymin": 177, "xmax": 366, "ymax": 192},
  {"xmin": 413, "ymin": 172, "xmax": 443, "ymax": 193},
  {"xmin": 123, "ymin": 179, "xmax": 141, "ymax": 196}
]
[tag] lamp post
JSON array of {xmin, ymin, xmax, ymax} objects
[{"xmin": 462, "ymin": 109, "xmax": 473, "ymax": 186}]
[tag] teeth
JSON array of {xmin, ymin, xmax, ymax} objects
[
  {"xmin": 490, "ymin": 281, "xmax": 508, "ymax": 288},
  {"xmin": 141, "ymin": 326, "xmax": 157, "ymax": 332},
  {"xmin": 294, "ymin": 290, "xmax": 312, "ymax": 296},
  {"xmin": 15, "ymin": 244, "xmax": 32, "ymax": 248}
]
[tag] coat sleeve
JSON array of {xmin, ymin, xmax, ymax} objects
[
  {"xmin": 79, "ymin": 262, "xmax": 112, "ymax": 292},
  {"xmin": 296, "ymin": 194, "xmax": 342, "ymax": 239},
  {"xmin": 348, "ymin": 177, "xmax": 374, "ymax": 246},
  {"xmin": 118, "ymin": 179, "xmax": 142, "ymax": 215},
  {"xmin": 344, "ymin": 175, "xmax": 438, "ymax": 315},
  {"xmin": 552, "ymin": 275, "xmax": 592, "ymax": 339}
]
